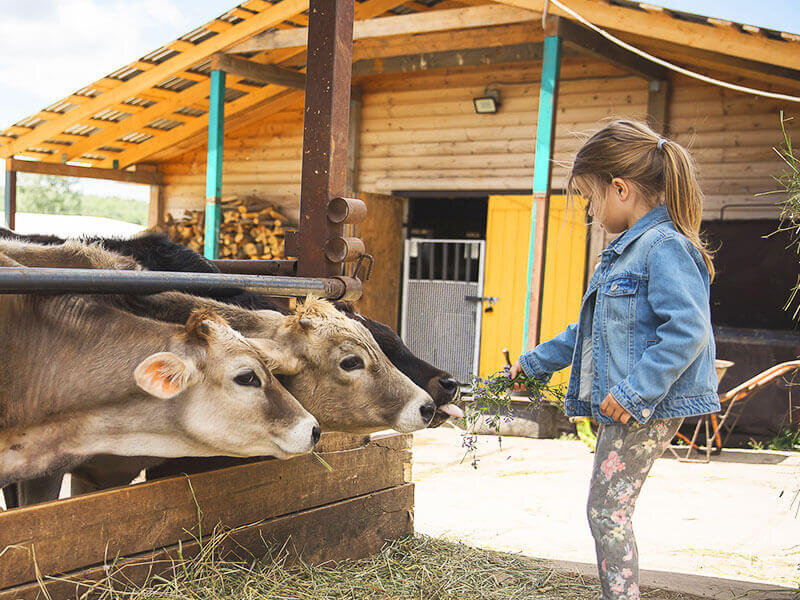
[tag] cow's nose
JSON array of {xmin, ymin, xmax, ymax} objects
[
  {"xmin": 311, "ymin": 425, "xmax": 321, "ymax": 446},
  {"xmin": 439, "ymin": 377, "xmax": 459, "ymax": 397},
  {"xmin": 419, "ymin": 402, "xmax": 436, "ymax": 423}
]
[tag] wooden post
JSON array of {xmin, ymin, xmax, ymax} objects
[
  {"xmin": 346, "ymin": 86, "xmax": 363, "ymax": 197},
  {"xmin": 523, "ymin": 24, "xmax": 561, "ymax": 350},
  {"xmin": 3, "ymin": 165, "xmax": 16, "ymax": 231},
  {"xmin": 204, "ymin": 69, "xmax": 226, "ymax": 260},
  {"xmin": 297, "ymin": 0, "xmax": 355, "ymax": 277},
  {"xmin": 647, "ymin": 79, "xmax": 670, "ymax": 135},
  {"xmin": 148, "ymin": 185, "xmax": 164, "ymax": 228}
]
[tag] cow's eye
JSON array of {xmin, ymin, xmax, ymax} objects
[
  {"xmin": 234, "ymin": 370, "xmax": 261, "ymax": 387},
  {"xmin": 340, "ymin": 356, "xmax": 365, "ymax": 371}
]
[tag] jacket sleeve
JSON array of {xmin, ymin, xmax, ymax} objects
[
  {"xmin": 609, "ymin": 236, "xmax": 711, "ymax": 423},
  {"xmin": 518, "ymin": 321, "xmax": 579, "ymax": 380}
]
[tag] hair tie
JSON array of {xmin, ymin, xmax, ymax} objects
[{"xmin": 657, "ymin": 138, "xmax": 667, "ymax": 150}]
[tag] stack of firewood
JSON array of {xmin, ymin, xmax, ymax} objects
[{"xmin": 160, "ymin": 198, "xmax": 290, "ymax": 259}]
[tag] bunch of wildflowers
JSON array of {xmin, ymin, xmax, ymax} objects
[{"xmin": 460, "ymin": 365, "xmax": 566, "ymax": 468}]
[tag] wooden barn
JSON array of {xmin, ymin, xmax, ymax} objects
[
  {"xmin": 2, "ymin": 0, "xmax": 799, "ymax": 450},
  {"xmin": 0, "ymin": 0, "xmax": 799, "ymax": 595}
]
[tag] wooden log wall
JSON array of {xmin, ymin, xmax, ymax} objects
[{"xmin": 159, "ymin": 57, "xmax": 798, "ymax": 222}]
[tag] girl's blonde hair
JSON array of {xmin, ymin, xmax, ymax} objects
[{"xmin": 567, "ymin": 120, "xmax": 715, "ymax": 280}]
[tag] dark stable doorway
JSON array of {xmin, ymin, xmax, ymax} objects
[
  {"xmin": 406, "ymin": 195, "xmax": 488, "ymax": 240},
  {"xmin": 703, "ymin": 219, "xmax": 799, "ymax": 331}
]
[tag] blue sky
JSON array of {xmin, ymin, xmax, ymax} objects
[{"xmin": 0, "ymin": 0, "xmax": 798, "ymax": 198}]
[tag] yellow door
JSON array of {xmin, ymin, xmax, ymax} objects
[
  {"xmin": 538, "ymin": 194, "xmax": 588, "ymax": 387},
  {"xmin": 479, "ymin": 195, "xmax": 533, "ymax": 377},
  {"xmin": 479, "ymin": 194, "xmax": 587, "ymax": 382}
]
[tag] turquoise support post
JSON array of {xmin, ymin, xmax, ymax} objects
[
  {"xmin": 204, "ymin": 69, "xmax": 226, "ymax": 259},
  {"xmin": 522, "ymin": 34, "xmax": 562, "ymax": 349}
]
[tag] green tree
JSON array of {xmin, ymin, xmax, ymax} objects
[{"xmin": 17, "ymin": 174, "xmax": 82, "ymax": 215}]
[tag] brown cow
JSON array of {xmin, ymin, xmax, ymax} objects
[{"xmin": 0, "ymin": 259, "xmax": 320, "ymax": 488}]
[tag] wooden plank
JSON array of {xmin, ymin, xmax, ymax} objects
[
  {"xmin": 647, "ymin": 79, "xmax": 670, "ymax": 135},
  {"xmin": 6, "ymin": 158, "xmax": 161, "ymax": 185},
  {"xmin": 557, "ymin": 18, "xmax": 667, "ymax": 81},
  {"xmin": 347, "ymin": 87, "xmax": 363, "ymax": 195},
  {"xmin": 230, "ymin": 5, "xmax": 539, "ymax": 53},
  {"xmin": 1, "ymin": 0, "xmax": 309, "ymax": 159},
  {"xmin": 350, "ymin": 21, "xmax": 543, "ymax": 62},
  {"xmin": 0, "ymin": 434, "xmax": 411, "ymax": 590},
  {"xmin": 355, "ymin": 193, "xmax": 404, "ymax": 330},
  {"xmin": 148, "ymin": 184, "xmax": 164, "ymax": 227},
  {"xmin": 620, "ymin": 32, "xmax": 800, "ymax": 94},
  {"xmin": 492, "ymin": 0, "xmax": 800, "ymax": 72},
  {"xmin": 0, "ymin": 484, "xmax": 414, "ymax": 600},
  {"xmin": 353, "ymin": 42, "xmax": 546, "ymax": 77},
  {"xmin": 211, "ymin": 53, "xmax": 307, "ymax": 89}
]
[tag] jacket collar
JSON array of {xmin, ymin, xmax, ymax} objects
[{"xmin": 603, "ymin": 204, "xmax": 672, "ymax": 256}]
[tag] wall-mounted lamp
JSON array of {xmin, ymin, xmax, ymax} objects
[{"xmin": 473, "ymin": 88, "xmax": 502, "ymax": 114}]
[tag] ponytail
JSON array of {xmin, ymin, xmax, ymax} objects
[
  {"xmin": 568, "ymin": 120, "xmax": 715, "ymax": 281},
  {"xmin": 661, "ymin": 140, "xmax": 715, "ymax": 280}
]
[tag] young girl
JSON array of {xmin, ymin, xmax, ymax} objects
[{"xmin": 510, "ymin": 120, "xmax": 720, "ymax": 600}]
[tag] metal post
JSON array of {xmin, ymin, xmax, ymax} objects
[
  {"xmin": 204, "ymin": 69, "xmax": 226, "ymax": 259},
  {"xmin": 523, "ymin": 28, "xmax": 562, "ymax": 349},
  {"xmin": 298, "ymin": 0, "xmax": 355, "ymax": 277},
  {"xmin": 3, "ymin": 166, "xmax": 16, "ymax": 230}
]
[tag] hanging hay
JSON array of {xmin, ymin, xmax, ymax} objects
[{"xmin": 78, "ymin": 534, "xmax": 707, "ymax": 600}]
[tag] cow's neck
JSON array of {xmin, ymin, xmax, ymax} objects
[
  {"xmin": 0, "ymin": 398, "xmax": 225, "ymax": 488},
  {"xmin": 0, "ymin": 295, "xmax": 185, "ymax": 429}
]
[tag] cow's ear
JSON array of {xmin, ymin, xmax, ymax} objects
[
  {"xmin": 250, "ymin": 339, "xmax": 303, "ymax": 375},
  {"xmin": 135, "ymin": 352, "xmax": 194, "ymax": 399}
]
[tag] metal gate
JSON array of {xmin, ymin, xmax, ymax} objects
[{"xmin": 401, "ymin": 239, "xmax": 486, "ymax": 384}]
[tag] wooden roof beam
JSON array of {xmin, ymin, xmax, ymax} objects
[
  {"xmin": 6, "ymin": 158, "xmax": 161, "ymax": 186},
  {"xmin": 352, "ymin": 42, "xmax": 550, "ymax": 77},
  {"xmin": 554, "ymin": 17, "xmax": 667, "ymax": 81},
  {"xmin": 491, "ymin": 0, "xmax": 800, "ymax": 72},
  {"xmin": 228, "ymin": 5, "xmax": 539, "ymax": 53},
  {"xmin": 210, "ymin": 53, "xmax": 306, "ymax": 89}
]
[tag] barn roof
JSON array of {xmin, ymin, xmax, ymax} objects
[{"xmin": 1, "ymin": 0, "xmax": 798, "ymax": 171}]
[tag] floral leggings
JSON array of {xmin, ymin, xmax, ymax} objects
[{"xmin": 587, "ymin": 417, "xmax": 683, "ymax": 600}]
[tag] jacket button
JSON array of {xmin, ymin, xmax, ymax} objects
[
  {"xmin": 641, "ymin": 408, "xmax": 651, "ymax": 418},
  {"xmin": 610, "ymin": 283, "xmax": 618, "ymax": 291}
]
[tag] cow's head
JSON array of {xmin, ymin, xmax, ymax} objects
[
  {"xmin": 337, "ymin": 305, "xmax": 463, "ymax": 427},
  {"xmin": 249, "ymin": 298, "xmax": 437, "ymax": 433},
  {"xmin": 135, "ymin": 310, "xmax": 320, "ymax": 459}
]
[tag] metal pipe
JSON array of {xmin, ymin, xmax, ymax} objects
[
  {"xmin": 211, "ymin": 259, "xmax": 297, "ymax": 276},
  {"xmin": 0, "ymin": 268, "xmax": 348, "ymax": 299}
]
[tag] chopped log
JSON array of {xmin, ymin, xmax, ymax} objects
[{"xmin": 157, "ymin": 197, "xmax": 293, "ymax": 259}]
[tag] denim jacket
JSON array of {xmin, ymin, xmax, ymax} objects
[{"xmin": 519, "ymin": 204, "xmax": 720, "ymax": 424}]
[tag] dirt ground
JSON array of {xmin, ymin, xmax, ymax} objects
[{"xmin": 411, "ymin": 427, "xmax": 800, "ymax": 600}]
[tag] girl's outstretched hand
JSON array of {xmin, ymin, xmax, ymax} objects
[
  {"xmin": 508, "ymin": 361, "xmax": 526, "ymax": 391},
  {"xmin": 600, "ymin": 393, "xmax": 632, "ymax": 424}
]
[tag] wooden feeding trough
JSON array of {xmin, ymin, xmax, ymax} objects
[
  {"xmin": 0, "ymin": 1, "xmax": 413, "ymax": 597},
  {"xmin": 0, "ymin": 433, "xmax": 413, "ymax": 599}
]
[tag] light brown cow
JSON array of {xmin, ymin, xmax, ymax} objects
[
  {"xmin": 0, "ymin": 238, "xmax": 438, "ymax": 434},
  {"xmin": 0, "ymin": 262, "xmax": 320, "ymax": 488}
]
